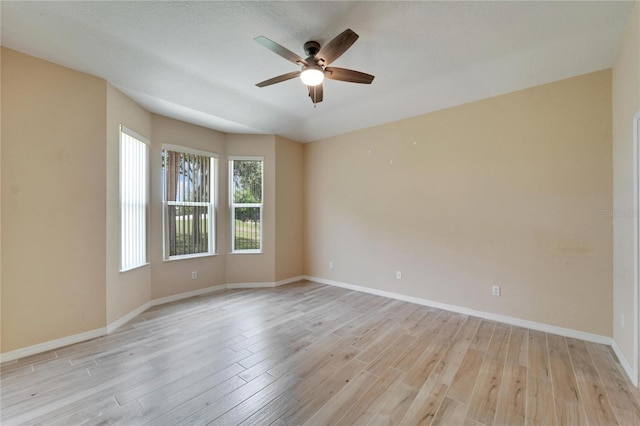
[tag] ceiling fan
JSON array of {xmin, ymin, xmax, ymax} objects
[{"xmin": 254, "ymin": 29, "xmax": 375, "ymax": 105}]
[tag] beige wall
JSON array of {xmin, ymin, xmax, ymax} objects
[
  {"xmin": 106, "ymin": 84, "xmax": 152, "ymax": 324},
  {"xmin": 275, "ymin": 136, "xmax": 304, "ymax": 281},
  {"xmin": 150, "ymin": 115, "xmax": 228, "ymax": 299},
  {"xmin": 1, "ymin": 48, "xmax": 107, "ymax": 351},
  {"xmin": 612, "ymin": 0, "xmax": 640, "ymax": 377},
  {"xmin": 0, "ymin": 49, "xmax": 305, "ymax": 356},
  {"xmin": 0, "ymin": 44, "xmax": 617, "ymax": 358},
  {"xmin": 225, "ymin": 134, "xmax": 276, "ymax": 284},
  {"xmin": 304, "ymin": 70, "xmax": 613, "ymax": 336},
  {"xmin": 1, "ymin": 44, "xmax": 3, "ymax": 353}
]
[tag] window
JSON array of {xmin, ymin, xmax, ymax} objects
[
  {"xmin": 120, "ymin": 126, "xmax": 149, "ymax": 271},
  {"xmin": 162, "ymin": 146, "xmax": 216, "ymax": 259},
  {"xmin": 230, "ymin": 157, "xmax": 263, "ymax": 252}
]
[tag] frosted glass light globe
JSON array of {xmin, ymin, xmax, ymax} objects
[{"xmin": 300, "ymin": 66, "xmax": 324, "ymax": 86}]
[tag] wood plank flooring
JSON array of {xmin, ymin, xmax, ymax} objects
[{"xmin": 2, "ymin": 280, "xmax": 640, "ymax": 425}]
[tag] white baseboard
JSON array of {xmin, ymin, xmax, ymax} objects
[
  {"xmin": 3, "ymin": 275, "xmax": 634, "ymax": 387},
  {"xmin": 0, "ymin": 277, "xmax": 308, "ymax": 363},
  {"xmin": 2, "ymin": 277, "xmax": 306, "ymax": 364},
  {"xmin": 227, "ymin": 276, "xmax": 305, "ymax": 289},
  {"xmin": 151, "ymin": 284, "xmax": 227, "ymax": 306},
  {"xmin": 0, "ymin": 327, "xmax": 106, "ymax": 364},
  {"xmin": 304, "ymin": 275, "xmax": 612, "ymax": 346},
  {"xmin": 276, "ymin": 275, "xmax": 306, "ymax": 286},
  {"xmin": 612, "ymin": 339, "xmax": 639, "ymax": 387},
  {"xmin": 120, "ymin": 279, "xmax": 298, "ymax": 331},
  {"xmin": 106, "ymin": 302, "xmax": 152, "ymax": 334},
  {"xmin": 227, "ymin": 281, "xmax": 277, "ymax": 289}
]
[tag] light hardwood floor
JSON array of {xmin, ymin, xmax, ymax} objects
[{"xmin": 1, "ymin": 280, "xmax": 640, "ymax": 425}]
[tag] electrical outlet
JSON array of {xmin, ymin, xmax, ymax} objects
[
  {"xmin": 192, "ymin": 271, "xmax": 197, "ymax": 279},
  {"xmin": 621, "ymin": 313, "xmax": 625, "ymax": 327},
  {"xmin": 396, "ymin": 271, "xmax": 402, "ymax": 280},
  {"xmin": 492, "ymin": 285, "xmax": 500, "ymax": 296},
  {"xmin": 329, "ymin": 261, "xmax": 333, "ymax": 269}
]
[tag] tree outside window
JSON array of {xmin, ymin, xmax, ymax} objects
[
  {"xmin": 230, "ymin": 158, "xmax": 263, "ymax": 252},
  {"xmin": 162, "ymin": 147, "xmax": 216, "ymax": 259}
]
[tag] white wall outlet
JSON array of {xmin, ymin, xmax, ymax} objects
[
  {"xmin": 620, "ymin": 313, "xmax": 625, "ymax": 327},
  {"xmin": 492, "ymin": 285, "xmax": 500, "ymax": 296},
  {"xmin": 396, "ymin": 271, "xmax": 402, "ymax": 280},
  {"xmin": 192, "ymin": 271, "xmax": 197, "ymax": 279},
  {"xmin": 329, "ymin": 261, "xmax": 333, "ymax": 269}
]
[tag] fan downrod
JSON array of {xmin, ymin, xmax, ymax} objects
[{"xmin": 303, "ymin": 41, "xmax": 321, "ymax": 58}]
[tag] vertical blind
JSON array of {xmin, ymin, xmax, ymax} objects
[{"xmin": 120, "ymin": 126, "xmax": 149, "ymax": 271}]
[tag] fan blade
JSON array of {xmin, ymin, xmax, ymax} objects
[
  {"xmin": 325, "ymin": 67, "xmax": 375, "ymax": 84},
  {"xmin": 316, "ymin": 29, "xmax": 359, "ymax": 65},
  {"xmin": 254, "ymin": 36, "xmax": 308, "ymax": 66},
  {"xmin": 308, "ymin": 84, "xmax": 323, "ymax": 104},
  {"xmin": 256, "ymin": 71, "xmax": 301, "ymax": 88}
]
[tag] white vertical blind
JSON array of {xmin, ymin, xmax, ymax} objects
[{"xmin": 120, "ymin": 126, "xmax": 149, "ymax": 271}]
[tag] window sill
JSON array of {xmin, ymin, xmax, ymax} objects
[
  {"xmin": 163, "ymin": 253, "xmax": 218, "ymax": 262},
  {"xmin": 229, "ymin": 250, "xmax": 263, "ymax": 255},
  {"xmin": 120, "ymin": 262, "xmax": 150, "ymax": 273}
]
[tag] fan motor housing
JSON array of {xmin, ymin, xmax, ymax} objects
[{"xmin": 303, "ymin": 41, "xmax": 321, "ymax": 57}]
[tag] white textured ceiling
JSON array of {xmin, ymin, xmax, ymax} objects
[{"xmin": 1, "ymin": 1, "xmax": 634, "ymax": 142}]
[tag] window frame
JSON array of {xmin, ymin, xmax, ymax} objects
[
  {"xmin": 229, "ymin": 156, "xmax": 264, "ymax": 254},
  {"xmin": 162, "ymin": 144, "xmax": 218, "ymax": 261},
  {"xmin": 119, "ymin": 125, "xmax": 150, "ymax": 272}
]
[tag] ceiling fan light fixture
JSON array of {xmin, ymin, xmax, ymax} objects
[
  {"xmin": 254, "ymin": 29, "xmax": 374, "ymax": 104},
  {"xmin": 300, "ymin": 65, "xmax": 324, "ymax": 86}
]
